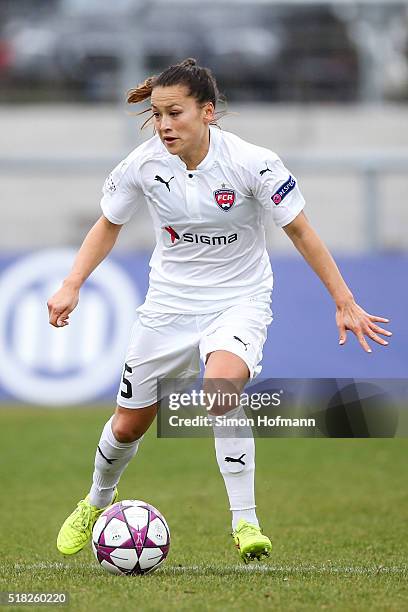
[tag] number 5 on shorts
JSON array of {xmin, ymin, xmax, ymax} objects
[{"xmin": 120, "ymin": 363, "xmax": 133, "ymax": 399}]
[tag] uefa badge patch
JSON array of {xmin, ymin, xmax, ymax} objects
[
  {"xmin": 214, "ymin": 187, "xmax": 236, "ymax": 212},
  {"xmin": 271, "ymin": 175, "xmax": 296, "ymax": 205}
]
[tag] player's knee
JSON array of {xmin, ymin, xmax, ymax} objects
[
  {"xmin": 111, "ymin": 420, "xmax": 142, "ymax": 444},
  {"xmin": 203, "ymin": 380, "xmax": 244, "ymax": 416},
  {"xmin": 205, "ymin": 351, "xmax": 250, "ymax": 382}
]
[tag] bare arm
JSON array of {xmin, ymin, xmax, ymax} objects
[
  {"xmin": 283, "ymin": 211, "xmax": 392, "ymax": 352},
  {"xmin": 47, "ymin": 215, "xmax": 122, "ymax": 328}
]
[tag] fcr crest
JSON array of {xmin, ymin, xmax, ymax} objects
[{"xmin": 214, "ymin": 188, "xmax": 236, "ymax": 211}]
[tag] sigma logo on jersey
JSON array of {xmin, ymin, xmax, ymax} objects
[
  {"xmin": 163, "ymin": 226, "xmax": 237, "ymax": 246},
  {"xmin": 271, "ymin": 175, "xmax": 296, "ymax": 205},
  {"xmin": 164, "ymin": 226, "xmax": 180, "ymax": 243},
  {"xmin": 214, "ymin": 188, "xmax": 236, "ymax": 211}
]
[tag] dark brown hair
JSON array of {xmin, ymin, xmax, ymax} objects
[{"xmin": 127, "ymin": 58, "xmax": 226, "ymax": 128}]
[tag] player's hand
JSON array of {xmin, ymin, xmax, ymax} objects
[
  {"xmin": 336, "ymin": 298, "xmax": 392, "ymax": 353},
  {"xmin": 47, "ymin": 283, "xmax": 79, "ymax": 328}
]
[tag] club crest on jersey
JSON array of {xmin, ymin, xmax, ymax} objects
[
  {"xmin": 271, "ymin": 175, "xmax": 296, "ymax": 205},
  {"xmin": 214, "ymin": 187, "xmax": 236, "ymax": 211}
]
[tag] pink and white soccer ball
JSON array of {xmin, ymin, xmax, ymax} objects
[{"xmin": 92, "ymin": 500, "xmax": 170, "ymax": 575}]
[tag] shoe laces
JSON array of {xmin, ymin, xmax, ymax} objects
[
  {"xmin": 236, "ymin": 522, "xmax": 261, "ymax": 538},
  {"xmin": 71, "ymin": 499, "xmax": 92, "ymax": 531}
]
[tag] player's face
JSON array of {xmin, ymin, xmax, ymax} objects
[{"xmin": 151, "ymin": 85, "xmax": 214, "ymax": 167}]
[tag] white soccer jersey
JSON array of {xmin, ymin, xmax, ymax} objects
[{"xmin": 101, "ymin": 126, "xmax": 305, "ymax": 313}]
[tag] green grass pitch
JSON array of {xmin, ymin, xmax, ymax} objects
[{"xmin": 0, "ymin": 407, "xmax": 407, "ymax": 611}]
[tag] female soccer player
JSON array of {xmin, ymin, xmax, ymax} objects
[{"xmin": 48, "ymin": 58, "xmax": 391, "ymax": 563}]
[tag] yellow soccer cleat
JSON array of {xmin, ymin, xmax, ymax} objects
[
  {"xmin": 232, "ymin": 519, "xmax": 272, "ymax": 564},
  {"xmin": 57, "ymin": 489, "xmax": 118, "ymax": 555}
]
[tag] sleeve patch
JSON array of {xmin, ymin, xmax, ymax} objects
[
  {"xmin": 104, "ymin": 174, "xmax": 117, "ymax": 193},
  {"xmin": 271, "ymin": 175, "xmax": 296, "ymax": 205},
  {"xmin": 103, "ymin": 161, "xmax": 130, "ymax": 195}
]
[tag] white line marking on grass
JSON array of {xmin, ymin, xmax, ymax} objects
[
  {"xmin": 163, "ymin": 565, "xmax": 407, "ymax": 576},
  {"xmin": 13, "ymin": 562, "xmax": 407, "ymax": 576},
  {"xmin": 13, "ymin": 562, "xmax": 97, "ymax": 571}
]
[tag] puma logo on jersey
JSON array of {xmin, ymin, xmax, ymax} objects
[
  {"xmin": 164, "ymin": 226, "xmax": 180, "ymax": 243},
  {"xmin": 260, "ymin": 163, "xmax": 272, "ymax": 176},
  {"xmin": 233, "ymin": 335, "xmax": 250, "ymax": 351},
  {"xmin": 225, "ymin": 453, "xmax": 246, "ymax": 465},
  {"xmin": 155, "ymin": 175, "xmax": 174, "ymax": 192}
]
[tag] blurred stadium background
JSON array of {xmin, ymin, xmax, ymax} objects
[{"xmin": 0, "ymin": 0, "xmax": 407, "ymax": 406}]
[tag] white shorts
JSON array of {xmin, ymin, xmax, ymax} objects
[{"xmin": 116, "ymin": 297, "xmax": 273, "ymax": 409}]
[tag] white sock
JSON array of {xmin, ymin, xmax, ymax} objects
[
  {"xmin": 212, "ymin": 405, "xmax": 259, "ymax": 530},
  {"xmin": 89, "ymin": 416, "xmax": 141, "ymax": 508}
]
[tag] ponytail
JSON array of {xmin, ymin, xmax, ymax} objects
[
  {"xmin": 127, "ymin": 75, "xmax": 156, "ymax": 104},
  {"xmin": 179, "ymin": 57, "xmax": 197, "ymax": 69}
]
